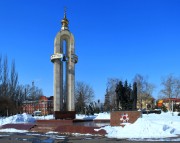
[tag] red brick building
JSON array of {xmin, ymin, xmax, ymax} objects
[
  {"xmin": 22, "ymin": 96, "xmax": 53, "ymax": 115},
  {"xmin": 162, "ymin": 98, "xmax": 180, "ymax": 110},
  {"xmin": 157, "ymin": 98, "xmax": 180, "ymax": 111}
]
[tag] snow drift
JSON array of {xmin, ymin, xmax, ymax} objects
[
  {"xmin": 0, "ymin": 113, "xmax": 35, "ymax": 125},
  {"xmin": 98, "ymin": 112, "xmax": 180, "ymax": 138},
  {"xmin": 0, "ymin": 112, "xmax": 179, "ymax": 139}
]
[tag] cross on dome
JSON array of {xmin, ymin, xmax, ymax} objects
[{"xmin": 61, "ymin": 7, "xmax": 69, "ymax": 30}]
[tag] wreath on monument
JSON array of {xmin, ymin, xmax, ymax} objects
[{"xmin": 120, "ymin": 113, "xmax": 129, "ymax": 123}]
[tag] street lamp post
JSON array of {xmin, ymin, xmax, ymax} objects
[{"xmin": 140, "ymin": 94, "xmax": 143, "ymax": 118}]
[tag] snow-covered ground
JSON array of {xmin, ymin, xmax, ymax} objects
[
  {"xmin": 0, "ymin": 112, "xmax": 179, "ymax": 139},
  {"xmin": 75, "ymin": 114, "xmax": 97, "ymax": 120},
  {"xmin": 0, "ymin": 113, "xmax": 97, "ymax": 125},
  {"xmin": 0, "ymin": 113, "xmax": 35, "ymax": 125},
  {"xmin": 97, "ymin": 112, "xmax": 180, "ymax": 139},
  {"xmin": 94, "ymin": 112, "xmax": 110, "ymax": 120}
]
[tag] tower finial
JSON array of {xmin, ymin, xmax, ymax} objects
[
  {"xmin": 64, "ymin": 7, "xmax": 67, "ymax": 18},
  {"xmin": 61, "ymin": 7, "xmax": 69, "ymax": 30}
]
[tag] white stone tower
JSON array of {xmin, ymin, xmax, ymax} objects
[{"xmin": 51, "ymin": 10, "xmax": 78, "ymax": 117}]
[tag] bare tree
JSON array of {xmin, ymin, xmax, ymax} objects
[
  {"xmin": 160, "ymin": 75, "xmax": 175, "ymax": 99},
  {"xmin": 106, "ymin": 78, "xmax": 120, "ymax": 110},
  {"xmin": 16, "ymin": 85, "xmax": 25, "ymax": 107},
  {"xmin": 0, "ymin": 54, "xmax": 44, "ymax": 115},
  {"xmin": 104, "ymin": 88, "xmax": 111, "ymax": 112},
  {"xmin": 23, "ymin": 84, "xmax": 31, "ymax": 100},
  {"xmin": 133, "ymin": 74, "xmax": 155, "ymax": 109},
  {"xmin": 34, "ymin": 86, "xmax": 43, "ymax": 99},
  {"xmin": 0, "ymin": 55, "xmax": 2, "ymax": 96},
  {"xmin": 160, "ymin": 75, "xmax": 180, "ymax": 110},
  {"xmin": 0, "ymin": 55, "xmax": 2, "ymax": 81},
  {"xmin": 174, "ymin": 78, "xmax": 180, "ymax": 98},
  {"xmin": 2, "ymin": 56, "xmax": 9, "ymax": 97},
  {"xmin": 9, "ymin": 60, "xmax": 18, "ymax": 101},
  {"xmin": 26, "ymin": 82, "xmax": 43, "ymax": 100},
  {"xmin": 75, "ymin": 81, "xmax": 94, "ymax": 113}
]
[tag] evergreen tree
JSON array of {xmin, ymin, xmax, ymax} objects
[
  {"xmin": 115, "ymin": 81, "xmax": 124, "ymax": 110},
  {"xmin": 127, "ymin": 83, "xmax": 133, "ymax": 110},
  {"xmin": 132, "ymin": 82, "xmax": 137, "ymax": 110},
  {"xmin": 123, "ymin": 80, "xmax": 129, "ymax": 110},
  {"xmin": 115, "ymin": 80, "xmax": 137, "ymax": 110}
]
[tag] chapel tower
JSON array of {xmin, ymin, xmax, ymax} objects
[{"xmin": 51, "ymin": 10, "xmax": 78, "ymax": 118}]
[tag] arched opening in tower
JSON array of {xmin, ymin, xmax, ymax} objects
[{"xmin": 62, "ymin": 39, "xmax": 67, "ymax": 111}]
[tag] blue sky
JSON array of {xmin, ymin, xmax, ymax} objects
[{"xmin": 0, "ymin": 0, "xmax": 180, "ymax": 102}]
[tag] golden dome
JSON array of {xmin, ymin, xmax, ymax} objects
[{"xmin": 61, "ymin": 8, "xmax": 69, "ymax": 30}]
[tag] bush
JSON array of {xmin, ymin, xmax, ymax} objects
[
  {"xmin": 161, "ymin": 104, "xmax": 168, "ymax": 112},
  {"xmin": 174, "ymin": 104, "xmax": 180, "ymax": 112}
]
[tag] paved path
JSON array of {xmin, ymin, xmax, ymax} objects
[
  {"xmin": 61, "ymin": 135, "xmax": 180, "ymax": 143},
  {"xmin": 0, "ymin": 132, "xmax": 179, "ymax": 143}
]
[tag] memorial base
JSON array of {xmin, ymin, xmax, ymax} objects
[
  {"xmin": 54, "ymin": 111, "xmax": 76, "ymax": 120},
  {"xmin": 110, "ymin": 111, "xmax": 141, "ymax": 126}
]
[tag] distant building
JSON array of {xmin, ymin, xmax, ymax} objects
[
  {"xmin": 137, "ymin": 97, "xmax": 155, "ymax": 110},
  {"xmin": 22, "ymin": 96, "xmax": 53, "ymax": 115},
  {"xmin": 158, "ymin": 98, "xmax": 180, "ymax": 111}
]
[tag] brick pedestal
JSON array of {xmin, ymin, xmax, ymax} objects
[
  {"xmin": 110, "ymin": 111, "xmax": 141, "ymax": 126},
  {"xmin": 54, "ymin": 111, "xmax": 76, "ymax": 119},
  {"xmin": 36, "ymin": 119, "xmax": 73, "ymax": 126}
]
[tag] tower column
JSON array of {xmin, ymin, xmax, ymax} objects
[
  {"xmin": 53, "ymin": 60, "xmax": 62, "ymax": 111},
  {"xmin": 51, "ymin": 10, "xmax": 78, "ymax": 119},
  {"xmin": 66, "ymin": 61, "xmax": 74, "ymax": 111}
]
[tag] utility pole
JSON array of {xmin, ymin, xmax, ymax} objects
[
  {"xmin": 172, "ymin": 100, "xmax": 174, "ymax": 116},
  {"xmin": 7, "ymin": 106, "xmax": 8, "ymax": 117}
]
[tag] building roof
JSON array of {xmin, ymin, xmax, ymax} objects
[
  {"xmin": 162, "ymin": 98, "xmax": 180, "ymax": 103},
  {"xmin": 39, "ymin": 96, "xmax": 48, "ymax": 101}
]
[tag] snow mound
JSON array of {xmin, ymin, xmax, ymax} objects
[
  {"xmin": 0, "ymin": 128, "xmax": 28, "ymax": 133},
  {"xmin": 13, "ymin": 113, "xmax": 35, "ymax": 123},
  {"xmin": 76, "ymin": 114, "xmax": 97, "ymax": 120},
  {"xmin": 101, "ymin": 118, "xmax": 177, "ymax": 138},
  {"xmin": 99, "ymin": 112, "xmax": 180, "ymax": 139},
  {"xmin": 94, "ymin": 112, "xmax": 110, "ymax": 120},
  {"xmin": 33, "ymin": 115, "xmax": 54, "ymax": 120},
  {"xmin": 0, "ymin": 113, "xmax": 35, "ymax": 126}
]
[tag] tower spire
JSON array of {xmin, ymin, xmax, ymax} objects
[
  {"xmin": 61, "ymin": 7, "xmax": 69, "ymax": 30},
  {"xmin": 64, "ymin": 7, "xmax": 67, "ymax": 18}
]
